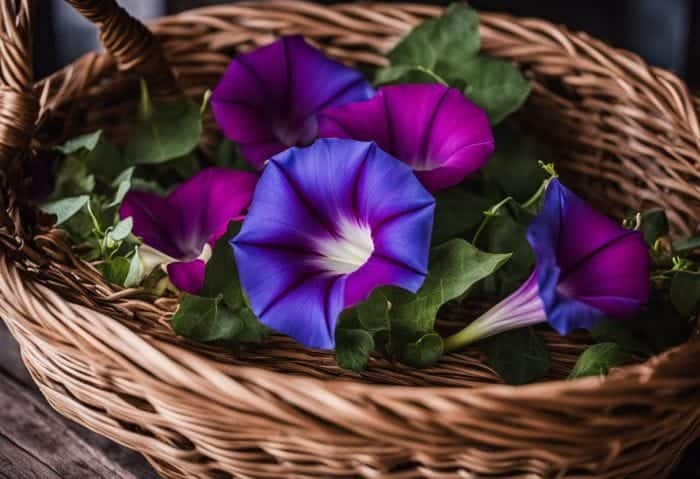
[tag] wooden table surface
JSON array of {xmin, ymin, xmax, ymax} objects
[
  {"xmin": 0, "ymin": 321, "xmax": 160, "ymax": 479},
  {"xmin": 1, "ymin": 320, "xmax": 697, "ymax": 478}
]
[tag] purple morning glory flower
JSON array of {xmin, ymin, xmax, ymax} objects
[
  {"xmin": 120, "ymin": 167, "xmax": 258, "ymax": 294},
  {"xmin": 444, "ymin": 179, "xmax": 650, "ymax": 351},
  {"xmin": 232, "ymin": 139, "xmax": 435, "ymax": 349},
  {"xmin": 211, "ymin": 36, "xmax": 374, "ymax": 169},
  {"xmin": 317, "ymin": 83, "xmax": 494, "ymax": 192}
]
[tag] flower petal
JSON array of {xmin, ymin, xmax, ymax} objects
[
  {"xmin": 232, "ymin": 138, "xmax": 434, "ymax": 348},
  {"xmin": 212, "ymin": 36, "xmax": 374, "ymax": 169},
  {"xmin": 119, "ymin": 192, "xmax": 183, "ymax": 258},
  {"xmin": 169, "ymin": 167, "xmax": 258, "ymax": 250},
  {"xmin": 168, "ymin": 259, "xmax": 206, "ymax": 294},
  {"xmin": 344, "ymin": 254, "xmax": 426, "ymax": 307},
  {"xmin": 285, "ymin": 37, "xmax": 374, "ymax": 119},
  {"xmin": 318, "ymin": 83, "xmax": 494, "ymax": 191},
  {"xmin": 256, "ymin": 272, "xmax": 345, "ymax": 350},
  {"xmin": 370, "ymin": 202, "xmax": 435, "ymax": 280},
  {"xmin": 557, "ymin": 231, "xmax": 649, "ymax": 317},
  {"xmin": 540, "ymin": 267, "xmax": 608, "ymax": 334}
]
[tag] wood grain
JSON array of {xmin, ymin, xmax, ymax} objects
[{"xmin": 0, "ymin": 322, "xmax": 159, "ymax": 479}]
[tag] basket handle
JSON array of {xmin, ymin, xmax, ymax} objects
[
  {"xmin": 64, "ymin": 0, "xmax": 180, "ymax": 95},
  {"xmin": 0, "ymin": 0, "xmax": 179, "ymax": 165}
]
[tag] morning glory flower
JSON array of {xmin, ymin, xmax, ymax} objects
[
  {"xmin": 317, "ymin": 83, "xmax": 494, "ymax": 192},
  {"xmin": 232, "ymin": 139, "xmax": 435, "ymax": 349},
  {"xmin": 120, "ymin": 167, "xmax": 257, "ymax": 293},
  {"xmin": 444, "ymin": 179, "xmax": 650, "ymax": 352},
  {"xmin": 211, "ymin": 36, "xmax": 374, "ymax": 169}
]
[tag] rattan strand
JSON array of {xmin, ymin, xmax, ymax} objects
[{"xmin": 0, "ymin": 1, "xmax": 699, "ymax": 478}]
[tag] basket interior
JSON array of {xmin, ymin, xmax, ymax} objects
[{"xmin": 28, "ymin": 5, "xmax": 699, "ymax": 388}]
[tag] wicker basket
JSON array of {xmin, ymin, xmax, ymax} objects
[{"xmin": 1, "ymin": 1, "xmax": 699, "ymax": 478}]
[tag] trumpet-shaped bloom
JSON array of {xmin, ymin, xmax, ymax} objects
[
  {"xmin": 444, "ymin": 179, "xmax": 650, "ymax": 351},
  {"xmin": 120, "ymin": 167, "xmax": 257, "ymax": 293},
  {"xmin": 212, "ymin": 36, "xmax": 374, "ymax": 169},
  {"xmin": 318, "ymin": 83, "xmax": 494, "ymax": 192},
  {"xmin": 232, "ymin": 139, "xmax": 435, "ymax": 349}
]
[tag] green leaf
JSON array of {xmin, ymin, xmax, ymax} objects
[
  {"xmin": 589, "ymin": 318, "xmax": 653, "ymax": 356},
  {"xmin": 193, "ymin": 221, "xmax": 268, "ymax": 343},
  {"xmin": 375, "ymin": 65, "xmax": 447, "ymax": 86},
  {"xmin": 55, "ymin": 130, "xmax": 103, "ymax": 155},
  {"xmin": 374, "ymin": 65, "xmax": 419, "ymax": 85},
  {"xmin": 62, "ymin": 209, "xmax": 95, "ymax": 242},
  {"xmin": 482, "ymin": 328, "xmax": 550, "ymax": 385},
  {"xmin": 476, "ymin": 212, "xmax": 534, "ymax": 296},
  {"xmin": 482, "ymin": 124, "xmax": 550, "ymax": 202},
  {"xmin": 124, "ymin": 249, "xmax": 144, "ymax": 288},
  {"xmin": 673, "ymin": 235, "xmax": 700, "ymax": 254},
  {"xmin": 356, "ymin": 288, "xmax": 391, "ymax": 333},
  {"xmin": 432, "ymin": 187, "xmax": 490, "ymax": 245},
  {"xmin": 98, "ymin": 257, "xmax": 131, "ymax": 285},
  {"xmin": 89, "ymin": 136, "xmax": 124, "ymax": 180},
  {"xmin": 391, "ymin": 239, "xmax": 511, "ymax": 333},
  {"xmin": 201, "ymin": 222, "xmax": 244, "ymax": 310},
  {"xmin": 55, "ymin": 130, "xmax": 126, "ymax": 182},
  {"xmin": 126, "ymin": 81, "xmax": 202, "ymax": 165},
  {"xmin": 670, "ymin": 271, "xmax": 700, "ymax": 317},
  {"xmin": 387, "ymin": 4, "xmax": 480, "ymax": 70},
  {"xmin": 51, "ymin": 156, "xmax": 94, "ymax": 199},
  {"xmin": 637, "ymin": 209, "xmax": 669, "ymax": 246},
  {"xmin": 230, "ymin": 308, "xmax": 269, "ymax": 343},
  {"xmin": 379, "ymin": 5, "xmax": 528, "ymax": 125},
  {"xmin": 40, "ymin": 195, "xmax": 90, "ymax": 225},
  {"xmin": 450, "ymin": 57, "xmax": 530, "ymax": 124},
  {"xmin": 172, "ymin": 294, "xmax": 267, "ymax": 344},
  {"xmin": 569, "ymin": 343, "xmax": 632, "ymax": 379},
  {"xmin": 335, "ymin": 328, "xmax": 375, "ymax": 372},
  {"xmin": 397, "ymin": 332, "xmax": 444, "ymax": 368},
  {"xmin": 212, "ymin": 139, "xmax": 255, "ymax": 171},
  {"xmin": 107, "ymin": 167, "xmax": 134, "ymax": 208},
  {"xmin": 172, "ymin": 295, "xmax": 240, "ymax": 342},
  {"xmin": 108, "ymin": 217, "xmax": 133, "ymax": 242}
]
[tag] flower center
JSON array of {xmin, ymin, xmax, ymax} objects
[
  {"xmin": 139, "ymin": 242, "xmax": 213, "ymax": 276},
  {"xmin": 272, "ymin": 115, "xmax": 318, "ymax": 147},
  {"xmin": 410, "ymin": 155, "xmax": 439, "ymax": 172},
  {"xmin": 313, "ymin": 220, "xmax": 374, "ymax": 275}
]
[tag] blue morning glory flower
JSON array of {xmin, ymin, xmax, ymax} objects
[
  {"xmin": 444, "ymin": 179, "xmax": 650, "ymax": 351},
  {"xmin": 231, "ymin": 139, "xmax": 435, "ymax": 349}
]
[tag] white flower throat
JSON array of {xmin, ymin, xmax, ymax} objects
[{"xmin": 313, "ymin": 219, "xmax": 374, "ymax": 275}]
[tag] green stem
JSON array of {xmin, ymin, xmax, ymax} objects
[
  {"xmin": 413, "ymin": 66, "xmax": 448, "ymax": 85},
  {"xmin": 471, "ymin": 196, "xmax": 512, "ymax": 245},
  {"xmin": 444, "ymin": 324, "xmax": 484, "ymax": 352},
  {"xmin": 86, "ymin": 200, "xmax": 104, "ymax": 236}
]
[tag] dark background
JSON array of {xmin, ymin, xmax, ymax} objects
[{"xmin": 27, "ymin": 1, "xmax": 700, "ymax": 478}]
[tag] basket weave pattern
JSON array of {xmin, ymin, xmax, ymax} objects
[{"xmin": 1, "ymin": 1, "xmax": 699, "ymax": 478}]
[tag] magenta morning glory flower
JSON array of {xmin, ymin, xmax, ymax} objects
[
  {"xmin": 211, "ymin": 36, "xmax": 374, "ymax": 169},
  {"xmin": 231, "ymin": 139, "xmax": 435, "ymax": 349},
  {"xmin": 317, "ymin": 83, "xmax": 494, "ymax": 192},
  {"xmin": 444, "ymin": 179, "xmax": 650, "ymax": 352},
  {"xmin": 119, "ymin": 167, "xmax": 257, "ymax": 294}
]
